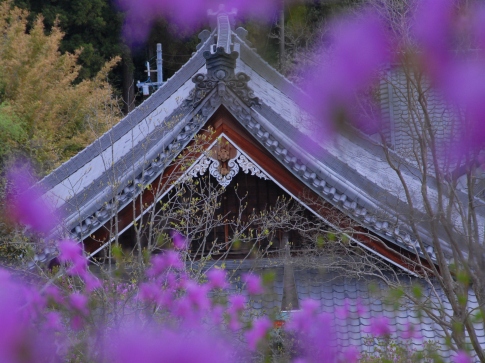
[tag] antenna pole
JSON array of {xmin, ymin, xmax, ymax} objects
[{"xmin": 157, "ymin": 43, "xmax": 163, "ymax": 86}]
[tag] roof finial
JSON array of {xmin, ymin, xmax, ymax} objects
[{"xmin": 208, "ymin": 4, "xmax": 237, "ymax": 54}]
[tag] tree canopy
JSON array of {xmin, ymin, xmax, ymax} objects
[{"xmin": 0, "ymin": 2, "xmax": 121, "ymax": 174}]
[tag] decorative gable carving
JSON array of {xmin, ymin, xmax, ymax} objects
[
  {"xmin": 185, "ymin": 136, "xmax": 269, "ymax": 187},
  {"xmin": 185, "ymin": 47, "xmax": 260, "ymax": 109}
]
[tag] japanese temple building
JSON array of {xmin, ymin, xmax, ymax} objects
[{"xmin": 38, "ymin": 7, "xmax": 484, "ymax": 359}]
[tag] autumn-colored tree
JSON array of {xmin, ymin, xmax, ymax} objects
[{"xmin": 0, "ymin": 1, "xmax": 121, "ymax": 174}]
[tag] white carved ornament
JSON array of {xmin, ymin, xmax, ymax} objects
[
  {"xmin": 184, "ymin": 149, "xmax": 269, "ymax": 187},
  {"xmin": 209, "ymin": 153, "xmax": 240, "ymax": 187},
  {"xmin": 236, "ymin": 154, "xmax": 268, "ymax": 180}
]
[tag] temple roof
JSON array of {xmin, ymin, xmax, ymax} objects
[{"xmin": 38, "ymin": 7, "xmax": 483, "ymax": 267}]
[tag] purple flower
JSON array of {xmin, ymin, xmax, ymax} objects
[
  {"xmin": 171, "ymin": 230, "xmax": 188, "ymax": 250},
  {"xmin": 45, "ymin": 312, "xmax": 63, "ymax": 332},
  {"xmin": 116, "ymin": 0, "xmax": 282, "ymax": 46},
  {"xmin": 298, "ymin": 9, "xmax": 390, "ymax": 143},
  {"xmin": 185, "ymin": 281, "xmax": 210, "ymax": 311},
  {"xmin": 286, "ymin": 311, "xmax": 337, "ymax": 362},
  {"xmin": 210, "ymin": 305, "xmax": 224, "ymax": 325},
  {"xmin": 83, "ymin": 273, "xmax": 102, "ymax": 292},
  {"xmin": 454, "ymin": 351, "xmax": 472, "ymax": 363},
  {"xmin": 71, "ymin": 315, "xmax": 84, "ymax": 331},
  {"xmin": 287, "ymin": 299, "xmax": 320, "ymax": 332},
  {"xmin": 368, "ymin": 316, "xmax": 391, "ymax": 337},
  {"xmin": 0, "ymin": 272, "xmax": 58, "ymax": 362},
  {"xmin": 138, "ymin": 282, "xmax": 161, "ymax": 303},
  {"xmin": 336, "ymin": 298, "xmax": 351, "ymax": 319},
  {"xmin": 412, "ymin": 0, "xmax": 454, "ymax": 79},
  {"xmin": 45, "ymin": 285, "xmax": 63, "ymax": 304},
  {"xmin": 58, "ymin": 239, "xmax": 89, "ymax": 277},
  {"xmin": 174, "ymin": 296, "xmax": 194, "ymax": 320},
  {"xmin": 342, "ymin": 346, "xmax": 360, "ymax": 363},
  {"xmin": 163, "ymin": 251, "xmax": 184, "ymax": 271},
  {"xmin": 245, "ymin": 316, "xmax": 272, "ymax": 351},
  {"xmin": 409, "ymin": 0, "xmax": 485, "ymax": 159},
  {"xmin": 401, "ymin": 321, "xmax": 421, "ymax": 340},
  {"xmin": 106, "ymin": 325, "xmax": 237, "ymax": 363},
  {"xmin": 69, "ymin": 292, "xmax": 89, "ymax": 315},
  {"xmin": 58, "ymin": 239, "xmax": 83, "ymax": 262},
  {"xmin": 228, "ymin": 294, "xmax": 247, "ymax": 312},
  {"xmin": 242, "ymin": 273, "xmax": 264, "ymax": 295},
  {"xmin": 147, "ymin": 251, "xmax": 184, "ymax": 278},
  {"xmin": 206, "ymin": 269, "xmax": 228, "ymax": 289},
  {"xmin": 227, "ymin": 294, "xmax": 247, "ymax": 331},
  {"xmin": 6, "ymin": 165, "xmax": 58, "ymax": 234}
]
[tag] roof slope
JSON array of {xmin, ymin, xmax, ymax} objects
[{"xmin": 38, "ymin": 9, "xmax": 480, "ymax": 265}]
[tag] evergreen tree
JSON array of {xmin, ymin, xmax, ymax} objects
[{"xmin": 14, "ymin": 0, "xmax": 123, "ymax": 81}]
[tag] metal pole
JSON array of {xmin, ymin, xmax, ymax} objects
[{"xmin": 157, "ymin": 43, "xmax": 163, "ymax": 87}]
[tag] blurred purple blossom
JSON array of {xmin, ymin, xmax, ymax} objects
[
  {"xmin": 83, "ymin": 273, "xmax": 102, "ymax": 292},
  {"xmin": 206, "ymin": 268, "xmax": 229, "ymax": 289},
  {"xmin": 412, "ymin": 0, "xmax": 454, "ymax": 80},
  {"xmin": 368, "ymin": 316, "xmax": 391, "ymax": 337},
  {"xmin": 228, "ymin": 294, "xmax": 246, "ymax": 331},
  {"xmin": 242, "ymin": 273, "xmax": 264, "ymax": 295},
  {"xmin": 117, "ymin": 0, "xmax": 283, "ymax": 47},
  {"xmin": 228, "ymin": 294, "xmax": 247, "ymax": 311},
  {"xmin": 454, "ymin": 351, "xmax": 472, "ymax": 363},
  {"xmin": 6, "ymin": 165, "xmax": 58, "ymax": 235},
  {"xmin": 139, "ymin": 282, "xmax": 161, "ymax": 302},
  {"xmin": 0, "ymin": 269, "xmax": 58, "ymax": 363},
  {"xmin": 286, "ymin": 308, "xmax": 338, "ymax": 363},
  {"xmin": 69, "ymin": 293, "xmax": 89, "ymax": 316},
  {"xmin": 106, "ymin": 325, "xmax": 237, "ymax": 363},
  {"xmin": 401, "ymin": 321, "xmax": 421, "ymax": 340},
  {"xmin": 170, "ymin": 230, "xmax": 188, "ymax": 250},
  {"xmin": 58, "ymin": 239, "xmax": 89, "ymax": 277},
  {"xmin": 342, "ymin": 346, "xmax": 360, "ymax": 363},
  {"xmin": 287, "ymin": 299, "xmax": 320, "ymax": 332},
  {"xmin": 185, "ymin": 281, "xmax": 211, "ymax": 311},
  {"xmin": 411, "ymin": 0, "xmax": 485, "ymax": 158},
  {"xmin": 147, "ymin": 251, "xmax": 184, "ymax": 278},
  {"xmin": 58, "ymin": 239, "xmax": 83, "ymax": 262},
  {"xmin": 45, "ymin": 312, "xmax": 63, "ymax": 332},
  {"xmin": 298, "ymin": 9, "xmax": 390, "ymax": 143},
  {"xmin": 246, "ymin": 316, "xmax": 272, "ymax": 351},
  {"xmin": 335, "ymin": 298, "xmax": 351, "ymax": 319},
  {"xmin": 70, "ymin": 315, "xmax": 84, "ymax": 331}
]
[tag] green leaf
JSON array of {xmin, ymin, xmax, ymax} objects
[{"xmin": 412, "ymin": 284, "xmax": 423, "ymax": 300}]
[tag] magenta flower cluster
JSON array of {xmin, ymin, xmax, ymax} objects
[
  {"xmin": 299, "ymin": 0, "xmax": 485, "ymax": 161},
  {"xmin": 116, "ymin": 0, "xmax": 282, "ymax": 46},
  {"xmin": 0, "ymin": 202, "xmax": 474, "ymax": 363},
  {"xmin": 6, "ymin": 165, "xmax": 58, "ymax": 235}
]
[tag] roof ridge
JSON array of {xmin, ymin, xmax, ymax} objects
[
  {"xmin": 233, "ymin": 31, "xmax": 304, "ymax": 100},
  {"xmin": 40, "ymin": 31, "xmax": 215, "ymax": 192}
]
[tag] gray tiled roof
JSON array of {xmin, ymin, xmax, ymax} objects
[
  {"xmin": 202, "ymin": 258, "xmax": 482, "ymax": 360},
  {"xmin": 37, "ymin": 10, "xmax": 481, "ymax": 268}
]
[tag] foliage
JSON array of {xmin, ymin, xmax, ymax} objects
[
  {"xmin": 0, "ymin": 2, "xmax": 121, "ymax": 173},
  {"xmin": 360, "ymin": 337, "xmax": 441, "ymax": 363},
  {"xmin": 13, "ymin": 0, "xmax": 123, "ymax": 81}
]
